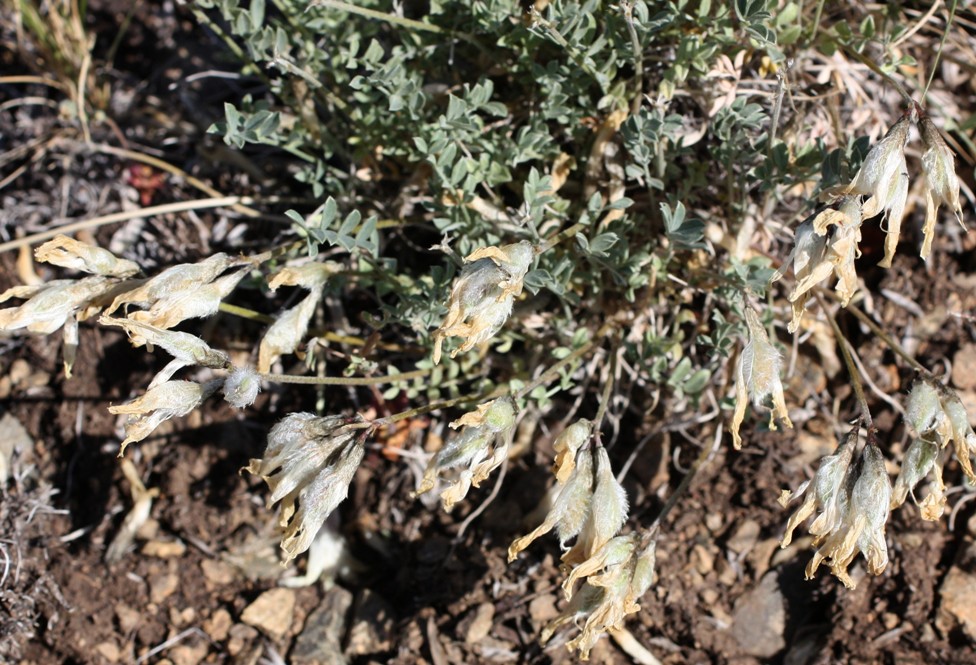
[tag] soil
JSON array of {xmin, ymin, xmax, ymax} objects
[{"xmin": 2, "ymin": 3, "xmax": 976, "ymax": 665}]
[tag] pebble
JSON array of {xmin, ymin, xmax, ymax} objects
[
  {"xmin": 937, "ymin": 540, "xmax": 976, "ymax": 640},
  {"xmin": 95, "ymin": 641, "xmax": 121, "ymax": 663},
  {"xmin": 292, "ymin": 586, "xmax": 352, "ymax": 665},
  {"xmin": 241, "ymin": 588, "xmax": 296, "ymax": 640},
  {"xmin": 461, "ymin": 603, "xmax": 494, "ymax": 644},
  {"xmin": 727, "ymin": 520, "xmax": 761, "ymax": 555},
  {"xmin": 731, "ymin": 572, "xmax": 786, "ymax": 658},
  {"xmin": 148, "ymin": 572, "xmax": 179, "ymax": 604},
  {"xmin": 115, "ymin": 602, "xmax": 142, "ymax": 634},
  {"xmin": 953, "ymin": 345, "xmax": 976, "ymax": 390},
  {"xmin": 226, "ymin": 624, "xmax": 259, "ymax": 657},
  {"xmin": 692, "ymin": 543, "xmax": 715, "ymax": 575},
  {"xmin": 200, "ymin": 559, "xmax": 236, "ymax": 589},
  {"xmin": 528, "ymin": 595, "xmax": 559, "ymax": 624},
  {"xmin": 142, "ymin": 540, "xmax": 186, "ymax": 558},
  {"xmin": 169, "ymin": 642, "xmax": 209, "ymax": 665},
  {"xmin": 204, "ymin": 608, "xmax": 233, "ymax": 642}
]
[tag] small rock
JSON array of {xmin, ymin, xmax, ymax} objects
[
  {"xmin": 293, "ymin": 586, "xmax": 353, "ymax": 665},
  {"xmin": 95, "ymin": 641, "xmax": 121, "ymax": 663},
  {"xmin": 938, "ymin": 541, "xmax": 976, "ymax": 640},
  {"xmin": 953, "ymin": 346, "xmax": 976, "ymax": 390},
  {"xmin": 347, "ymin": 589, "xmax": 394, "ymax": 655},
  {"xmin": 148, "ymin": 572, "xmax": 179, "ymax": 604},
  {"xmin": 528, "ymin": 595, "xmax": 559, "ymax": 624},
  {"xmin": 201, "ymin": 559, "xmax": 236, "ymax": 589},
  {"xmin": 705, "ymin": 513, "xmax": 723, "ymax": 533},
  {"xmin": 169, "ymin": 642, "xmax": 209, "ymax": 665},
  {"xmin": 226, "ymin": 624, "xmax": 259, "ymax": 657},
  {"xmin": 460, "ymin": 603, "xmax": 494, "ymax": 645},
  {"xmin": 731, "ymin": 572, "xmax": 786, "ymax": 658},
  {"xmin": 204, "ymin": 608, "xmax": 233, "ymax": 642},
  {"xmin": 701, "ymin": 588, "xmax": 719, "ymax": 605},
  {"xmin": 746, "ymin": 538, "xmax": 782, "ymax": 580},
  {"xmin": 169, "ymin": 606, "xmax": 196, "ymax": 627},
  {"xmin": 241, "ymin": 588, "xmax": 296, "ymax": 640},
  {"xmin": 115, "ymin": 602, "xmax": 142, "ymax": 634},
  {"xmin": 692, "ymin": 543, "xmax": 715, "ymax": 575},
  {"xmin": 727, "ymin": 520, "xmax": 761, "ymax": 556},
  {"xmin": 142, "ymin": 540, "xmax": 186, "ymax": 558}
]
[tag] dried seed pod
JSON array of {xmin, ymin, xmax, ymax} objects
[
  {"xmin": 432, "ymin": 241, "xmax": 535, "ymax": 364},
  {"xmin": 784, "ymin": 430, "xmax": 892, "ymax": 590},
  {"xmin": 544, "ymin": 532, "xmax": 656, "ymax": 660},
  {"xmin": 245, "ymin": 413, "xmax": 363, "ymax": 562},
  {"xmin": 258, "ymin": 262, "xmax": 338, "ymax": 372},
  {"xmin": 99, "ymin": 316, "xmax": 230, "ymax": 387},
  {"xmin": 508, "ymin": 441, "xmax": 595, "ymax": 562},
  {"xmin": 109, "ymin": 379, "xmax": 223, "ymax": 456},
  {"xmin": 223, "ymin": 366, "xmax": 261, "ymax": 408},
  {"xmin": 919, "ymin": 115, "xmax": 963, "ymax": 261},
  {"xmin": 553, "ymin": 419, "xmax": 593, "ymax": 484},
  {"xmin": 730, "ymin": 308, "xmax": 793, "ymax": 449},
  {"xmin": 107, "ymin": 253, "xmax": 237, "ymax": 314},
  {"xmin": 35, "ymin": 234, "xmax": 141, "ymax": 278},
  {"xmin": 562, "ymin": 446, "xmax": 628, "ymax": 567},
  {"xmin": 414, "ymin": 397, "xmax": 517, "ymax": 510},
  {"xmin": 849, "ymin": 116, "xmax": 911, "ymax": 268},
  {"xmin": 128, "ymin": 268, "xmax": 248, "ymax": 331}
]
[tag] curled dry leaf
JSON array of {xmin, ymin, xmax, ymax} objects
[{"xmin": 104, "ymin": 459, "xmax": 160, "ymax": 563}]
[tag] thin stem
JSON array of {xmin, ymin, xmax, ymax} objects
[
  {"xmin": 809, "ymin": 0, "xmax": 826, "ymax": 42},
  {"xmin": 0, "ymin": 75, "xmax": 69, "ymax": 91},
  {"xmin": 845, "ymin": 304, "xmax": 932, "ymax": 377},
  {"xmin": 537, "ymin": 222, "xmax": 586, "ymax": 254},
  {"xmin": 0, "ymin": 196, "xmax": 256, "ymax": 254},
  {"xmin": 366, "ymin": 388, "xmax": 508, "ymax": 429},
  {"xmin": 815, "ymin": 293, "xmax": 872, "ymax": 426},
  {"xmin": 217, "ymin": 301, "xmax": 412, "ymax": 351},
  {"xmin": 923, "ymin": 0, "xmax": 958, "ymax": 99},
  {"xmin": 312, "ymin": 0, "xmax": 449, "ymax": 34},
  {"xmin": 593, "ymin": 336, "xmax": 618, "ymax": 432},
  {"xmin": 261, "ymin": 367, "xmax": 430, "ymax": 386},
  {"xmin": 839, "ymin": 44, "xmax": 913, "ymax": 104}
]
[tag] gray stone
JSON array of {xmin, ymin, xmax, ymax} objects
[
  {"xmin": 292, "ymin": 586, "xmax": 353, "ymax": 665},
  {"xmin": 731, "ymin": 572, "xmax": 786, "ymax": 658}
]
